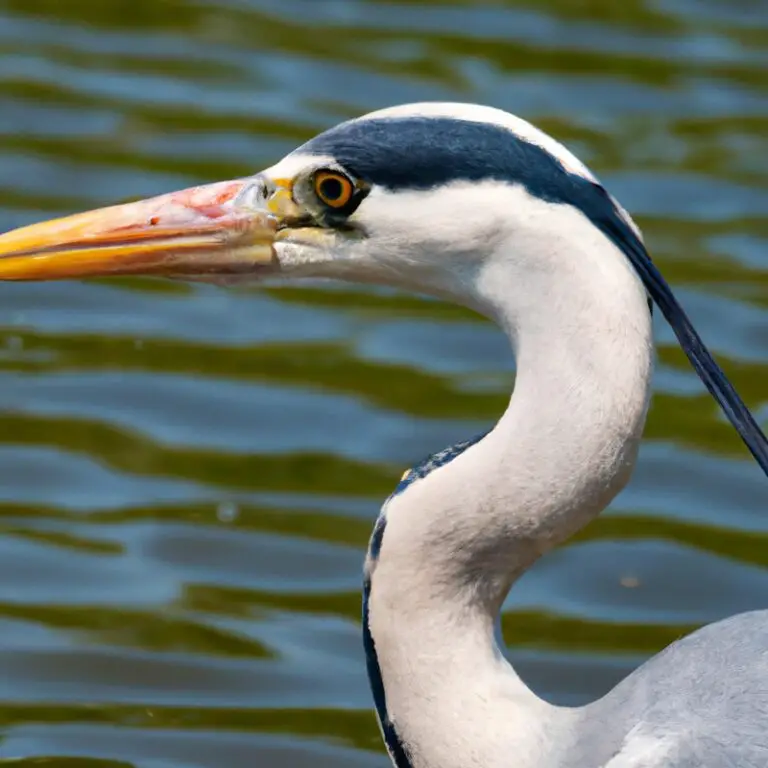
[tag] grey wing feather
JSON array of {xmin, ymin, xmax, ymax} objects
[
  {"xmin": 564, "ymin": 610, "xmax": 768, "ymax": 767},
  {"xmin": 604, "ymin": 727, "xmax": 768, "ymax": 767}
]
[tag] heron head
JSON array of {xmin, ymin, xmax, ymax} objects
[{"xmin": 0, "ymin": 102, "xmax": 635, "ymax": 309}]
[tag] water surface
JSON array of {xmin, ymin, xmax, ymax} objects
[{"xmin": 0, "ymin": 0, "xmax": 766, "ymax": 765}]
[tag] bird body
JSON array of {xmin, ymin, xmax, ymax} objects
[
  {"xmin": 580, "ymin": 610, "xmax": 768, "ymax": 766},
  {"xmin": 0, "ymin": 102, "xmax": 765, "ymax": 767}
]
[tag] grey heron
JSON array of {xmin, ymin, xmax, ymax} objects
[{"xmin": 0, "ymin": 102, "xmax": 766, "ymax": 767}]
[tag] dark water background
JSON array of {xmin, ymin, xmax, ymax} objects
[{"xmin": 0, "ymin": 1, "xmax": 765, "ymax": 765}]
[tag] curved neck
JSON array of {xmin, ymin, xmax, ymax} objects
[{"xmin": 364, "ymin": 220, "xmax": 654, "ymax": 768}]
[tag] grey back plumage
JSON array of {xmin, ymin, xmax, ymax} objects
[{"xmin": 567, "ymin": 611, "xmax": 768, "ymax": 766}]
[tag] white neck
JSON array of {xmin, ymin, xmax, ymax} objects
[{"xmin": 364, "ymin": 208, "xmax": 654, "ymax": 768}]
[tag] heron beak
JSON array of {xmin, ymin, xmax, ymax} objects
[{"xmin": 0, "ymin": 179, "xmax": 278, "ymax": 281}]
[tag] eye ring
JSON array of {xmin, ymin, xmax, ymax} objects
[{"xmin": 313, "ymin": 170, "xmax": 355, "ymax": 209}]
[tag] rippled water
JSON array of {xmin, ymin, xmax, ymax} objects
[{"xmin": 0, "ymin": 1, "xmax": 765, "ymax": 765}]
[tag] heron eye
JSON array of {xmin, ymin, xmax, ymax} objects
[{"xmin": 313, "ymin": 170, "xmax": 354, "ymax": 209}]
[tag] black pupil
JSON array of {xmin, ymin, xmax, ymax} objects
[{"xmin": 320, "ymin": 176, "xmax": 344, "ymax": 202}]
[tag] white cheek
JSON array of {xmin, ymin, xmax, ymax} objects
[{"xmin": 353, "ymin": 181, "xmax": 513, "ymax": 262}]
